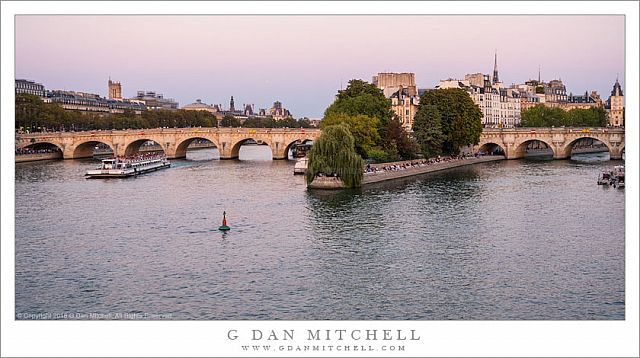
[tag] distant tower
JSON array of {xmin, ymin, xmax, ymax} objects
[
  {"xmin": 108, "ymin": 78, "xmax": 122, "ymax": 99},
  {"xmin": 229, "ymin": 96, "xmax": 235, "ymax": 112},
  {"xmin": 492, "ymin": 51, "xmax": 500, "ymax": 85},
  {"xmin": 608, "ymin": 76, "xmax": 624, "ymax": 127},
  {"xmin": 538, "ymin": 65, "xmax": 541, "ymax": 83}
]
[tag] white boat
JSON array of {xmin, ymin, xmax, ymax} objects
[
  {"xmin": 85, "ymin": 155, "xmax": 170, "ymax": 178},
  {"xmin": 293, "ymin": 157, "xmax": 308, "ymax": 175}
]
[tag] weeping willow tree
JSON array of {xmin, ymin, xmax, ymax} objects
[{"xmin": 305, "ymin": 124, "xmax": 364, "ymax": 188}]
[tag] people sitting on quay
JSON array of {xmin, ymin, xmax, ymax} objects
[
  {"xmin": 364, "ymin": 154, "xmax": 473, "ymax": 175},
  {"xmin": 16, "ymin": 147, "xmax": 61, "ymax": 155}
]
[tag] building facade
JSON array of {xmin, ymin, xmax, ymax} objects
[
  {"xmin": 15, "ymin": 79, "xmax": 45, "ymax": 97},
  {"xmin": 182, "ymin": 99, "xmax": 218, "ymax": 113},
  {"xmin": 108, "ymin": 79, "xmax": 122, "ymax": 99},
  {"xmin": 267, "ymin": 101, "xmax": 291, "ymax": 120},
  {"xmin": 607, "ymin": 78, "xmax": 624, "ymax": 127},
  {"xmin": 372, "ymin": 72, "xmax": 419, "ymax": 130},
  {"xmin": 46, "ymin": 90, "xmax": 146, "ymax": 114},
  {"xmin": 133, "ymin": 91, "xmax": 178, "ymax": 110}
]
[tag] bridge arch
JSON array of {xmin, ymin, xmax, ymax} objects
[
  {"xmin": 559, "ymin": 135, "xmax": 612, "ymax": 159},
  {"xmin": 476, "ymin": 142, "xmax": 505, "ymax": 156},
  {"xmin": 124, "ymin": 138, "xmax": 166, "ymax": 157},
  {"xmin": 514, "ymin": 138, "xmax": 555, "ymax": 159},
  {"xmin": 228, "ymin": 137, "xmax": 273, "ymax": 160},
  {"xmin": 70, "ymin": 140, "xmax": 115, "ymax": 159},
  {"xmin": 284, "ymin": 138, "xmax": 315, "ymax": 160},
  {"xmin": 20, "ymin": 141, "xmax": 63, "ymax": 152},
  {"xmin": 174, "ymin": 136, "xmax": 220, "ymax": 159}
]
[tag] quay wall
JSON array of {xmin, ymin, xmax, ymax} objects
[
  {"xmin": 362, "ymin": 156, "xmax": 504, "ymax": 185},
  {"xmin": 15, "ymin": 153, "xmax": 63, "ymax": 163},
  {"xmin": 308, "ymin": 155, "xmax": 505, "ymax": 189}
]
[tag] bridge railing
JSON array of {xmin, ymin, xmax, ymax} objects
[{"xmin": 16, "ymin": 127, "xmax": 321, "ymax": 138}]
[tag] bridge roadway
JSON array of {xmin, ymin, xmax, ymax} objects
[
  {"xmin": 15, "ymin": 126, "xmax": 624, "ymax": 161},
  {"xmin": 15, "ymin": 127, "xmax": 321, "ymax": 160}
]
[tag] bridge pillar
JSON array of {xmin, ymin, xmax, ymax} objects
[
  {"xmin": 218, "ymin": 141, "xmax": 238, "ymax": 160},
  {"xmin": 271, "ymin": 141, "xmax": 288, "ymax": 160},
  {"xmin": 610, "ymin": 146, "xmax": 623, "ymax": 160}
]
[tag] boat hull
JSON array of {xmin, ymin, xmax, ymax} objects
[{"xmin": 86, "ymin": 162, "xmax": 170, "ymax": 179}]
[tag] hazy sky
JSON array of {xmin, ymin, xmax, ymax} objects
[{"xmin": 15, "ymin": 15, "xmax": 625, "ymax": 118}]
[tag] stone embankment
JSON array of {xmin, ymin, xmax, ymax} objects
[
  {"xmin": 308, "ymin": 155, "xmax": 505, "ymax": 189},
  {"xmin": 15, "ymin": 152, "xmax": 63, "ymax": 163}
]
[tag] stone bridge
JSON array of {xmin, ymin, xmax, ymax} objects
[
  {"xmin": 15, "ymin": 127, "xmax": 321, "ymax": 160},
  {"xmin": 475, "ymin": 127, "xmax": 625, "ymax": 160}
]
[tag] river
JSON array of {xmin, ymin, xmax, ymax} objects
[{"xmin": 15, "ymin": 147, "xmax": 625, "ymax": 320}]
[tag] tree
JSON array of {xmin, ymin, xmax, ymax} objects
[
  {"xmin": 412, "ymin": 104, "xmax": 445, "ymax": 158},
  {"xmin": 520, "ymin": 105, "xmax": 566, "ymax": 127},
  {"xmin": 305, "ymin": 124, "xmax": 364, "ymax": 188},
  {"xmin": 324, "ymin": 79, "xmax": 394, "ymax": 129},
  {"xmin": 220, "ymin": 114, "xmax": 241, "ymax": 127},
  {"xmin": 320, "ymin": 112, "xmax": 380, "ymax": 158},
  {"xmin": 382, "ymin": 117, "xmax": 420, "ymax": 160},
  {"xmin": 419, "ymin": 89, "xmax": 482, "ymax": 155},
  {"xmin": 15, "ymin": 93, "xmax": 44, "ymax": 131}
]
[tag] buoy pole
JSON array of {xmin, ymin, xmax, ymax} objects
[{"xmin": 219, "ymin": 210, "xmax": 230, "ymax": 231}]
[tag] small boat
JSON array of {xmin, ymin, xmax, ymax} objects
[
  {"xmin": 293, "ymin": 157, "xmax": 308, "ymax": 175},
  {"xmin": 85, "ymin": 154, "xmax": 170, "ymax": 178},
  {"xmin": 610, "ymin": 165, "xmax": 625, "ymax": 189},
  {"xmin": 597, "ymin": 171, "xmax": 611, "ymax": 185},
  {"xmin": 292, "ymin": 143, "xmax": 312, "ymax": 158}
]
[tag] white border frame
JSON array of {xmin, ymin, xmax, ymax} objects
[{"xmin": 2, "ymin": 2, "xmax": 638, "ymax": 357}]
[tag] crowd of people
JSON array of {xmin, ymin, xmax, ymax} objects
[
  {"xmin": 15, "ymin": 147, "xmax": 61, "ymax": 155},
  {"xmin": 364, "ymin": 154, "xmax": 475, "ymax": 175},
  {"xmin": 115, "ymin": 152, "xmax": 165, "ymax": 163}
]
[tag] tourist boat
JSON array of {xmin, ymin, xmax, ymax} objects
[
  {"xmin": 293, "ymin": 157, "xmax": 308, "ymax": 175},
  {"xmin": 292, "ymin": 143, "xmax": 312, "ymax": 158},
  {"xmin": 85, "ymin": 154, "xmax": 171, "ymax": 178},
  {"xmin": 597, "ymin": 171, "xmax": 611, "ymax": 185},
  {"xmin": 611, "ymin": 165, "xmax": 625, "ymax": 189}
]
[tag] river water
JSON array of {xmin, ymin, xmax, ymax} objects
[{"xmin": 15, "ymin": 147, "xmax": 625, "ymax": 320}]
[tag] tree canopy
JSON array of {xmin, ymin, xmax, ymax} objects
[
  {"xmin": 520, "ymin": 105, "xmax": 608, "ymax": 127},
  {"xmin": 412, "ymin": 104, "xmax": 445, "ymax": 158},
  {"xmin": 381, "ymin": 117, "xmax": 420, "ymax": 161},
  {"xmin": 324, "ymin": 79, "xmax": 394, "ymax": 129},
  {"xmin": 416, "ymin": 89, "xmax": 483, "ymax": 155},
  {"xmin": 305, "ymin": 124, "xmax": 364, "ymax": 188},
  {"xmin": 15, "ymin": 94, "xmax": 220, "ymax": 131},
  {"xmin": 320, "ymin": 112, "xmax": 379, "ymax": 158}
]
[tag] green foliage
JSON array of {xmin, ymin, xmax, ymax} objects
[
  {"xmin": 366, "ymin": 147, "xmax": 394, "ymax": 163},
  {"xmin": 381, "ymin": 117, "xmax": 420, "ymax": 160},
  {"xmin": 418, "ymin": 89, "xmax": 482, "ymax": 155},
  {"xmin": 412, "ymin": 104, "xmax": 445, "ymax": 158},
  {"xmin": 324, "ymin": 79, "xmax": 394, "ymax": 129},
  {"xmin": 520, "ymin": 105, "xmax": 608, "ymax": 127},
  {"xmin": 243, "ymin": 116, "xmax": 312, "ymax": 128},
  {"xmin": 15, "ymin": 94, "xmax": 219, "ymax": 131},
  {"xmin": 320, "ymin": 112, "xmax": 380, "ymax": 158},
  {"xmin": 305, "ymin": 124, "xmax": 364, "ymax": 188},
  {"xmin": 220, "ymin": 114, "xmax": 241, "ymax": 128}
]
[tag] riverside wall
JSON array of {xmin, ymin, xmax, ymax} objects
[{"xmin": 308, "ymin": 155, "xmax": 505, "ymax": 190}]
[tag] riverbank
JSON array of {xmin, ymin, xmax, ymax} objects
[
  {"xmin": 15, "ymin": 152, "xmax": 63, "ymax": 163},
  {"xmin": 308, "ymin": 155, "xmax": 505, "ymax": 189}
]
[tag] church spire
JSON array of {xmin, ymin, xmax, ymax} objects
[{"xmin": 492, "ymin": 50, "xmax": 499, "ymax": 84}]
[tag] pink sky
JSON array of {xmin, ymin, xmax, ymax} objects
[{"xmin": 16, "ymin": 15, "xmax": 624, "ymax": 117}]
